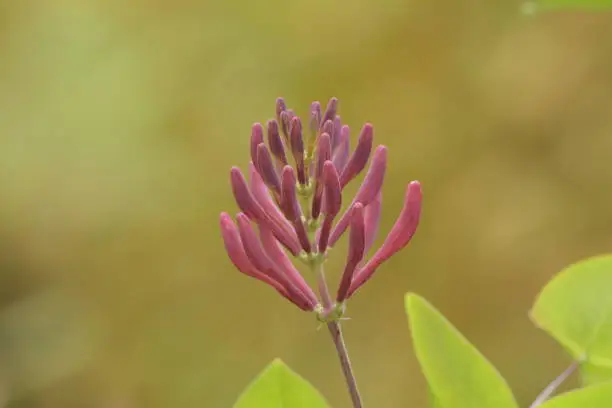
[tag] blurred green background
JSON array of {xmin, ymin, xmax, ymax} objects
[{"xmin": 1, "ymin": 1, "xmax": 612, "ymax": 407}]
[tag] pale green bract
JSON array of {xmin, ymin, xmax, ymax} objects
[
  {"xmin": 531, "ymin": 254, "xmax": 612, "ymax": 385},
  {"xmin": 538, "ymin": 382, "xmax": 612, "ymax": 407},
  {"xmin": 405, "ymin": 293, "xmax": 519, "ymax": 408},
  {"xmin": 233, "ymin": 359, "xmax": 330, "ymax": 408}
]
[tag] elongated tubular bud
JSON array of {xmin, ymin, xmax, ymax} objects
[
  {"xmin": 256, "ymin": 143, "xmax": 281, "ymax": 195},
  {"xmin": 332, "ymin": 125, "xmax": 350, "ymax": 173},
  {"xmin": 236, "ymin": 213, "xmax": 316, "ymax": 311},
  {"xmin": 279, "ymin": 109, "xmax": 295, "ymax": 142},
  {"xmin": 328, "ymin": 146, "xmax": 388, "ymax": 248},
  {"xmin": 250, "ymin": 123, "xmax": 264, "ymax": 168},
  {"xmin": 309, "ymin": 101, "xmax": 322, "ymax": 137},
  {"xmin": 259, "ymin": 225, "xmax": 318, "ymax": 307},
  {"xmin": 247, "ymin": 162, "xmax": 302, "ymax": 249},
  {"xmin": 267, "ymin": 120, "xmax": 288, "ymax": 168},
  {"xmin": 336, "ymin": 203, "xmax": 365, "ymax": 302},
  {"xmin": 321, "ymin": 120, "xmax": 334, "ymax": 142},
  {"xmin": 231, "ymin": 166, "xmax": 301, "ymax": 255},
  {"xmin": 332, "ymin": 115, "xmax": 342, "ymax": 151},
  {"xmin": 318, "ymin": 161, "xmax": 341, "ymax": 253},
  {"xmin": 347, "ymin": 181, "xmax": 422, "ymax": 299},
  {"xmin": 219, "ymin": 213, "xmax": 289, "ymax": 298},
  {"xmin": 311, "ymin": 133, "xmax": 332, "ymax": 219},
  {"xmin": 307, "ymin": 102, "xmax": 322, "ymax": 156},
  {"xmin": 339, "ymin": 123, "xmax": 374, "ymax": 189},
  {"xmin": 364, "ymin": 191, "xmax": 382, "ymax": 254},
  {"xmin": 275, "ymin": 97, "xmax": 286, "ymax": 124},
  {"xmin": 281, "ymin": 166, "xmax": 311, "ymax": 253},
  {"xmin": 321, "ymin": 97, "xmax": 338, "ymax": 128},
  {"xmin": 289, "ymin": 117, "xmax": 307, "ymax": 185}
]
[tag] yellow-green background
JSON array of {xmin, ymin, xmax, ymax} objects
[{"xmin": 1, "ymin": 1, "xmax": 611, "ymax": 407}]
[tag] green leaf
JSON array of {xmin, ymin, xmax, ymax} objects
[
  {"xmin": 581, "ymin": 364, "xmax": 612, "ymax": 385},
  {"xmin": 522, "ymin": 0, "xmax": 612, "ymax": 12},
  {"xmin": 428, "ymin": 388, "xmax": 444, "ymax": 408},
  {"xmin": 539, "ymin": 382, "xmax": 612, "ymax": 408},
  {"xmin": 233, "ymin": 358, "xmax": 330, "ymax": 408},
  {"xmin": 405, "ymin": 293, "xmax": 519, "ymax": 408},
  {"xmin": 531, "ymin": 254, "xmax": 612, "ymax": 385}
]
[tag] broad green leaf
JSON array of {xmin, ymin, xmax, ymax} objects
[
  {"xmin": 531, "ymin": 254, "xmax": 612, "ymax": 385},
  {"xmin": 405, "ymin": 293, "xmax": 519, "ymax": 408},
  {"xmin": 233, "ymin": 358, "xmax": 330, "ymax": 408},
  {"xmin": 522, "ymin": 0, "xmax": 612, "ymax": 12},
  {"xmin": 428, "ymin": 388, "xmax": 444, "ymax": 408},
  {"xmin": 539, "ymin": 382, "xmax": 612, "ymax": 408},
  {"xmin": 582, "ymin": 364, "xmax": 612, "ymax": 385}
]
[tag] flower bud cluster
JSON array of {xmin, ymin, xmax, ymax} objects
[{"xmin": 220, "ymin": 97, "xmax": 422, "ymax": 314}]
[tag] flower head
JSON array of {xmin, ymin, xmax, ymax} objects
[{"xmin": 220, "ymin": 97, "xmax": 422, "ymax": 313}]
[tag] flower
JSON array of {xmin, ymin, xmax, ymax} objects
[{"xmin": 220, "ymin": 97, "xmax": 422, "ymax": 312}]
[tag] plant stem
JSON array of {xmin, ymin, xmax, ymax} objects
[
  {"xmin": 529, "ymin": 360, "xmax": 579, "ymax": 408},
  {"xmin": 317, "ymin": 266, "xmax": 364, "ymax": 408}
]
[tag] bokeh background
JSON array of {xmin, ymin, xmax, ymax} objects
[{"xmin": 1, "ymin": 1, "xmax": 612, "ymax": 407}]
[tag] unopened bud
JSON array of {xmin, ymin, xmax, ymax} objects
[
  {"xmin": 250, "ymin": 123, "xmax": 264, "ymax": 169},
  {"xmin": 340, "ymin": 123, "xmax": 374, "ymax": 189},
  {"xmin": 267, "ymin": 120, "xmax": 288, "ymax": 168},
  {"xmin": 336, "ymin": 203, "xmax": 365, "ymax": 302},
  {"xmin": 256, "ymin": 143, "xmax": 281, "ymax": 195},
  {"xmin": 347, "ymin": 181, "xmax": 422, "ymax": 299}
]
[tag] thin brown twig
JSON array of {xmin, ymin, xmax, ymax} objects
[
  {"xmin": 529, "ymin": 360, "xmax": 579, "ymax": 408},
  {"xmin": 317, "ymin": 265, "xmax": 363, "ymax": 408}
]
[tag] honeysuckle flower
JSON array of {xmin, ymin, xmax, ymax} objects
[
  {"xmin": 266, "ymin": 120, "xmax": 288, "ymax": 169},
  {"xmin": 328, "ymin": 145, "xmax": 388, "ymax": 248},
  {"xmin": 339, "ymin": 124, "xmax": 374, "ymax": 189},
  {"xmin": 332, "ymin": 125, "xmax": 350, "ymax": 171},
  {"xmin": 220, "ymin": 97, "xmax": 422, "ymax": 313},
  {"xmin": 336, "ymin": 203, "xmax": 366, "ymax": 302},
  {"xmin": 347, "ymin": 181, "xmax": 422, "ymax": 299},
  {"xmin": 312, "ymin": 133, "xmax": 332, "ymax": 219}
]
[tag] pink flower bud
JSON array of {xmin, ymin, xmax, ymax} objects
[
  {"xmin": 281, "ymin": 166, "xmax": 311, "ymax": 253},
  {"xmin": 339, "ymin": 123, "xmax": 374, "ymax": 189},
  {"xmin": 336, "ymin": 203, "xmax": 365, "ymax": 302},
  {"xmin": 232, "ymin": 166, "xmax": 301, "ymax": 255},
  {"xmin": 332, "ymin": 125, "xmax": 350, "ymax": 173},
  {"xmin": 332, "ymin": 115, "xmax": 342, "ymax": 151},
  {"xmin": 267, "ymin": 120, "xmax": 288, "ymax": 168},
  {"xmin": 321, "ymin": 97, "xmax": 338, "ymax": 127},
  {"xmin": 275, "ymin": 97, "xmax": 286, "ymax": 123},
  {"xmin": 311, "ymin": 133, "xmax": 332, "ymax": 219},
  {"xmin": 256, "ymin": 143, "xmax": 281, "ymax": 195},
  {"xmin": 236, "ymin": 213, "xmax": 316, "ymax": 311},
  {"xmin": 248, "ymin": 163, "xmax": 301, "ymax": 255},
  {"xmin": 259, "ymin": 225, "xmax": 318, "ymax": 307},
  {"xmin": 279, "ymin": 109, "xmax": 295, "ymax": 141},
  {"xmin": 309, "ymin": 101, "xmax": 322, "ymax": 137},
  {"xmin": 321, "ymin": 120, "xmax": 334, "ymax": 142},
  {"xmin": 364, "ymin": 191, "xmax": 382, "ymax": 254},
  {"xmin": 236, "ymin": 213, "xmax": 273, "ymax": 273},
  {"xmin": 230, "ymin": 166, "xmax": 264, "ymax": 221},
  {"xmin": 328, "ymin": 146, "xmax": 387, "ymax": 248},
  {"xmin": 318, "ymin": 161, "xmax": 341, "ymax": 253},
  {"xmin": 250, "ymin": 123, "xmax": 264, "ymax": 169},
  {"xmin": 289, "ymin": 117, "xmax": 307, "ymax": 185},
  {"xmin": 347, "ymin": 181, "xmax": 422, "ymax": 299},
  {"xmin": 323, "ymin": 161, "xmax": 342, "ymax": 218},
  {"xmin": 219, "ymin": 213, "xmax": 289, "ymax": 298}
]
